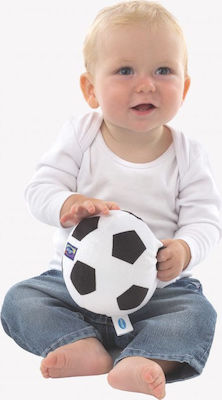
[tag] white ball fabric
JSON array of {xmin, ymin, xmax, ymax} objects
[{"xmin": 62, "ymin": 210, "xmax": 162, "ymax": 335}]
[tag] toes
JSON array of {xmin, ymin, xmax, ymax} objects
[
  {"xmin": 150, "ymin": 379, "xmax": 166, "ymax": 400},
  {"xmin": 45, "ymin": 352, "xmax": 58, "ymax": 368},
  {"xmin": 40, "ymin": 361, "xmax": 50, "ymax": 379},
  {"xmin": 40, "ymin": 352, "xmax": 60, "ymax": 378},
  {"xmin": 143, "ymin": 366, "xmax": 166, "ymax": 399},
  {"xmin": 41, "ymin": 369, "xmax": 50, "ymax": 379}
]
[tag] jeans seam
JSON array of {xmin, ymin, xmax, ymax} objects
[{"xmin": 117, "ymin": 347, "xmax": 196, "ymax": 360}]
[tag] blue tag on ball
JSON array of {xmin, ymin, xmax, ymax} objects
[{"xmin": 65, "ymin": 243, "xmax": 77, "ymax": 261}]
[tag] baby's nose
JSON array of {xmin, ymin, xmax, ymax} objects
[{"xmin": 135, "ymin": 77, "xmax": 156, "ymax": 93}]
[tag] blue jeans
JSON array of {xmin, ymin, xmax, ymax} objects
[{"xmin": 1, "ymin": 269, "xmax": 217, "ymax": 383}]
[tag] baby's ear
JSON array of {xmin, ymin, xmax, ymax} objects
[
  {"xmin": 182, "ymin": 75, "xmax": 191, "ymax": 101},
  {"xmin": 80, "ymin": 73, "xmax": 99, "ymax": 109}
]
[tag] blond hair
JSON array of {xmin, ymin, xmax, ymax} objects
[{"xmin": 83, "ymin": 0, "xmax": 188, "ymax": 76}]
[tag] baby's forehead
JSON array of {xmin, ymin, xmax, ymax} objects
[
  {"xmin": 97, "ymin": 21, "xmax": 183, "ymax": 45},
  {"xmin": 96, "ymin": 22, "xmax": 185, "ymax": 56}
]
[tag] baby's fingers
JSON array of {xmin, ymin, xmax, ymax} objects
[
  {"xmin": 70, "ymin": 201, "xmax": 95, "ymax": 220},
  {"xmin": 157, "ymin": 268, "xmax": 175, "ymax": 281},
  {"xmin": 84, "ymin": 200, "xmax": 120, "ymax": 215},
  {"xmin": 73, "ymin": 200, "xmax": 108, "ymax": 217},
  {"xmin": 156, "ymin": 246, "xmax": 170, "ymax": 263},
  {"xmin": 156, "ymin": 260, "xmax": 172, "ymax": 271},
  {"xmin": 60, "ymin": 211, "xmax": 79, "ymax": 227},
  {"xmin": 82, "ymin": 200, "xmax": 96, "ymax": 214},
  {"xmin": 105, "ymin": 201, "xmax": 120, "ymax": 211}
]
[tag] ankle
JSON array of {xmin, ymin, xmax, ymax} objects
[{"xmin": 152, "ymin": 359, "xmax": 180, "ymax": 374}]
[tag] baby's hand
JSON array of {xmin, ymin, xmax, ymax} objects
[
  {"xmin": 60, "ymin": 194, "xmax": 120, "ymax": 228},
  {"xmin": 156, "ymin": 239, "xmax": 191, "ymax": 282}
]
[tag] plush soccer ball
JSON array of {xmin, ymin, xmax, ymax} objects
[{"xmin": 62, "ymin": 210, "xmax": 162, "ymax": 335}]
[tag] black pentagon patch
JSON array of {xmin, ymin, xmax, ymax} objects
[
  {"xmin": 112, "ymin": 230, "xmax": 146, "ymax": 264},
  {"xmin": 71, "ymin": 261, "xmax": 96, "ymax": 295},
  {"xmin": 117, "ymin": 285, "xmax": 148, "ymax": 310},
  {"xmin": 72, "ymin": 216, "xmax": 100, "ymax": 241}
]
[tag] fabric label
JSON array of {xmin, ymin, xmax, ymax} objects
[
  {"xmin": 64, "ymin": 242, "xmax": 78, "ymax": 261},
  {"xmin": 112, "ymin": 315, "xmax": 133, "ymax": 336}
]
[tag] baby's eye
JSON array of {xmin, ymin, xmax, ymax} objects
[
  {"xmin": 117, "ymin": 67, "xmax": 134, "ymax": 75},
  {"xmin": 155, "ymin": 67, "xmax": 172, "ymax": 75}
]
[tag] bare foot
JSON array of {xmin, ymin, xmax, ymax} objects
[
  {"xmin": 107, "ymin": 356, "xmax": 166, "ymax": 399},
  {"xmin": 40, "ymin": 337, "xmax": 113, "ymax": 378}
]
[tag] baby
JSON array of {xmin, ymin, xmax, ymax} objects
[{"xmin": 1, "ymin": 2, "xmax": 221, "ymax": 399}]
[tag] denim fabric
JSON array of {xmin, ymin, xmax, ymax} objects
[{"xmin": 1, "ymin": 269, "xmax": 217, "ymax": 383}]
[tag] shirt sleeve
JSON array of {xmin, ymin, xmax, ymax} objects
[
  {"xmin": 174, "ymin": 140, "xmax": 222, "ymax": 270},
  {"xmin": 24, "ymin": 119, "xmax": 82, "ymax": 227}
]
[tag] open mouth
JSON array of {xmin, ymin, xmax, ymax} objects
[{"xmin": 132, "ymin": 103, "xmax": 155, "ymax": 111}]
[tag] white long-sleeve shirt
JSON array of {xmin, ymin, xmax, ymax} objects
[{"xmin": 25, "ymin": 111, "xmax": 222, "ymax": 287}]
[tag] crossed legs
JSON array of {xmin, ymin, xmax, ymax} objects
[{"xmin": 40, "ymin": 337, "xmax": 180, "ymax": 399}]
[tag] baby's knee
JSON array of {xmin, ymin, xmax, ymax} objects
[
  {"xmin": 1, "ymin": 280, "xmax": 32, "ymax": 333},
  {"xmin": 196, "ymin": 294, "xmax": 216, "ymax": 318},
  {"xmin": 187, "ymin": 294, "xmax": 217, "ymax": 333}
]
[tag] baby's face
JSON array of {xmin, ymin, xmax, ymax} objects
[{"xmin": 89, "ymin": 23, "xmax": 190, "ymax": 135}]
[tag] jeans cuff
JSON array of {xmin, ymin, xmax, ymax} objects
[
  {"xmin": 114, "ymin": 348, "xmax": 201, "ymax": 383},
  {"xmin": 41, "ymin": 326, "xmax": 102, "ymax": 357}
]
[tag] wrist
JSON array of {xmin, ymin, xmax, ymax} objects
[
  {"xmin": 60, "ymin": 193, "xmax": 84, "ymax": 220},
  {"xmin": 176, "ymin": 239, "xmax": 191, "ymax": 270}
]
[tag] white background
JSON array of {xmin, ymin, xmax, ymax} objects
[{"xmin": 0, "ymin": 0, "xmax": 221, "ymax": 399}]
